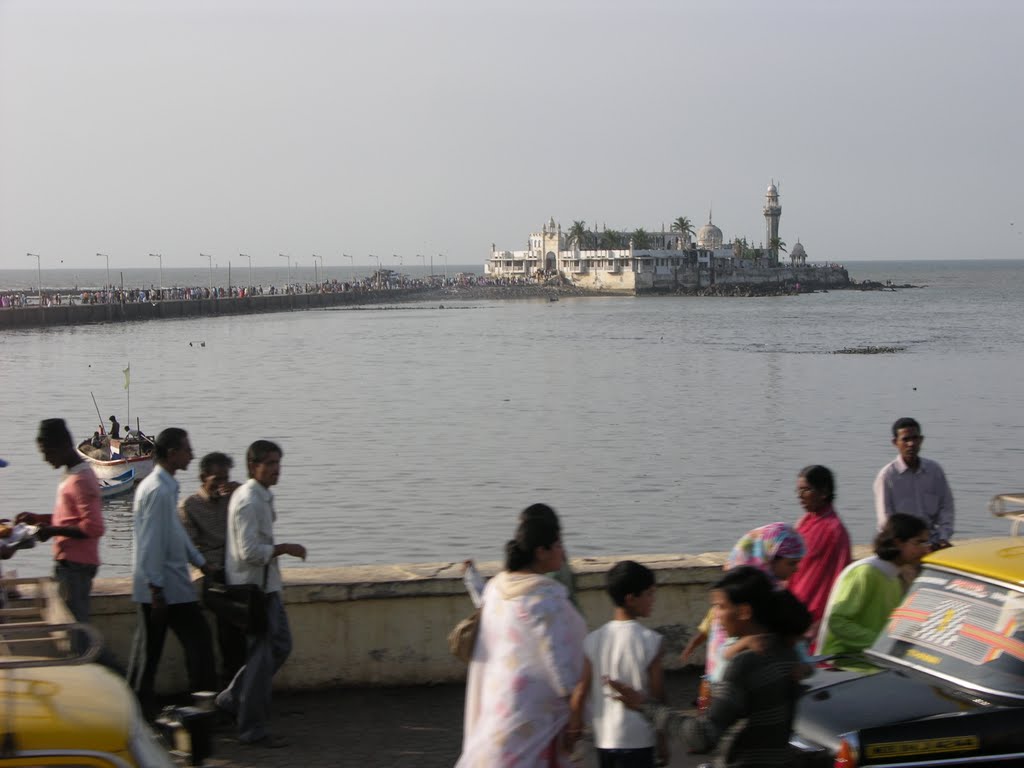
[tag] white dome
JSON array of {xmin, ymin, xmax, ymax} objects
[
  {"xmin": 791, "ymin": 241, "xmax": 807, "ymax": 257},
  {"xmin": 767, "ymin": 182, "xmax": 778, "ymax": 195},
  {"xmin": 697, "ymin": 222, "xmax": 723, "ymax": 249}
]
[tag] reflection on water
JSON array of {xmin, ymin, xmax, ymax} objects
[{"xmin": 2, "ymin": 260, "xmax": 1023, "ymax": 577}]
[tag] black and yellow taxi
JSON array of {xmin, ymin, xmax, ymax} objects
[{"xmin": 791, "ymin": 537, "xmax": 1024, "ymax": 768}]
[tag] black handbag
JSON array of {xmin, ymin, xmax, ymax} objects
[{"xmin": 203, "ymin": 567, "xmax": 269, "ymax": 635}]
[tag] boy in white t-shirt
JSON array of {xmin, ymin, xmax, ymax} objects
[{"xmin": 569, "ymin": 560, "xmax": 665, "ymax": 768}]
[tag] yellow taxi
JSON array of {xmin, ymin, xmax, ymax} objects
[{"xmin": 0, "ymin": 577, "xmax": 177, "ymax": 768}]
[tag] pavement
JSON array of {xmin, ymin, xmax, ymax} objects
[{"xmin": 198, "ymin": 669, "xmax": 703, "ymax": 768}]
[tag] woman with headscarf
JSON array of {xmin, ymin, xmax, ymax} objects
[
  {"xmin": 456, "ymin": 505, "xmax": 586, "ymax": 767},
  {"xmin": 787, "ymin": 465, "xmax": 852, "ymax": 643},
  {"xmin": 703, "ymin": 522, "xmax": 805, "ymax": 681}
]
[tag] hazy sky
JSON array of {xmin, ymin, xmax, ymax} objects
[{"xmin": 1, "ymin": 0, "xmax": 1021, "ymax": 270}]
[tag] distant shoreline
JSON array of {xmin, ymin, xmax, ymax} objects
[{"xmin": 0, "ymin": 278, "xmax": 912, "ymax": 331}]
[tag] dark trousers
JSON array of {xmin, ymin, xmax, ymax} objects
[
  {"xmin": 597, "ymin": 747, "xmax": 656, "ymax": 768},
  {"xmin": 214, "ymin": 605, "xmax": 248, "ymax": 685},
  {"xmin": 129, "ymin": 601, "xmax": 216, "ymax": 713}
]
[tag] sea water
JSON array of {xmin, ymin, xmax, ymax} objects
[{"xmin": 1, "ymin": 259, "xmax": 1022, "ymax": 578}]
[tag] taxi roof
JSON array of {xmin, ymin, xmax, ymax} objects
[
  {"xmin": 923, "ymin": 537, "xmax": 1024, "ymax": 587},
  {"xmin": 0, "ymin": 662, "xmax": 132, "ymax": 754}
]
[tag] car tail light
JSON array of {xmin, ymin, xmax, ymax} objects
[{"xmin": 834, "ymin": 738, "xmax": 857, "ymax": 768}]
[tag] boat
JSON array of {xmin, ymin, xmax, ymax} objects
[
  {"xmin": 76, "ymin": 434, "xmax": 155, "ymax": 482},
  {"xmin": 98, "ymin": 467, "xmax": 136, "ymax": 498}
]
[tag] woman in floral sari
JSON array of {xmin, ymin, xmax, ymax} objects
[{"xmin": 457, "ymin": 505, "xmax": 586, "ymax": 767}]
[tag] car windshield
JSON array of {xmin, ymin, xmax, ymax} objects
[{"xmin": 868, "ymin": 565, "xmax": 1024, "ymax": 700}]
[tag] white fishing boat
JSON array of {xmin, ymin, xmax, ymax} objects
[
  {"xmin": 98, "ymin": 467, "xmax": 136, "ymax": 498},
  {"xmin": 76, "ymin": 435, "xmax": 155, "ymax": 482}
]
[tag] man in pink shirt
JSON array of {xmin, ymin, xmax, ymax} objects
[{"xmin": 18, "ymin": 419, "xmax": 107, "ymax": 650}]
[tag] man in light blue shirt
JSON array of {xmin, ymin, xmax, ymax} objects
[
  {"xmin": 128, "ymin": 427, "xmax": 216, "ymax": 716},
  {"xmin": 216, "ymin": 439, "xmax": 306, "ymax": 749},
  {"xmin": 874, "ymin": 417, "xmax": 955, "ymax": 548}
]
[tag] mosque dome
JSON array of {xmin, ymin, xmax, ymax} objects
[
  {"xmin": 767, "ymin": 182, "xmax": 778, "ymax": 195},
  {"xmin": 790, "ymin": 240, "xmax": 807, "ymax": 258},
  {"xmin": 697, "ymin": 220, "xmax": 723, "ymax": 249}
]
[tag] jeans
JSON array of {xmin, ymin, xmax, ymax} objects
[
  {"xmin": 216, "ymin": 592, "xmax": 292, "ymax": 743},
  {"xmin": 55, "ymin": 559, "xmax": 97, "ymax": 624}
]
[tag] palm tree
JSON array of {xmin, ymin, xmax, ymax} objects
[
  {"xmin": 631, "ymin": 228, "xmax": 650, "ymax": 249},
  {"xmin": 601, "ymin": 229, "xmax": 624, "ymax": 249},
  {"xmin": 568, "ymin": 221, "xmax": 588, "ymax": 251},
  {"xmin": 671, "ymin": 216, "xmax": 695, "ymax": 248},
  {"xmin": 769, "ymin": 237, "xmax": 787, "ymax": 264}
]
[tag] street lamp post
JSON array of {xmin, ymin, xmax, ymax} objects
[
  {"xmin": 241, "ymin": 253, "xmax": 252, "ymax": 292},
  {"xmin": 279, "ymin": 253, "xmax": 291, "ymax": 286},
  {"xmin": 313, "ymin": 254, "xmax": 323, "ymax": 285},
  {"xmin": 342, "ymin": 254, "xmax": 354, "ymax": 284},
  {"xmin": 27, "ymin": 253, "xmax": 41, "ymax": 306},
  {"xmin": 393, "ymin": 254, "xmax": 402, "ymax": 267},
  {"xmin": 440, "ymin": 253, "xmax": 448, "ymax": 282},
  {"xmin": 96, "ymin": 253, "xmax": 110, "ymax": 290},
  {"xmin": 416, "ymin": 254, "xmax": 426, "ymax": 273},
  {"xmin": 369, "ymin": 254, "xmax": 381, "ymax": 289},
  {"xmin": 148, "ymin": 253, "xmax": 163, "ymax": 300},
  {"xmin": 201, "ymin": 253, "xmax": 214, "ymax": 296}
]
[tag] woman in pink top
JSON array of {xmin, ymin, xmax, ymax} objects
[{"xmin": 787, "ymin": 465, "xmax": 852, "ymax": 644}]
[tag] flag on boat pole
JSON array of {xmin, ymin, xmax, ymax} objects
[{"xmin": 123, "ymin": 364, "xmax": 130, "ymax": 390}]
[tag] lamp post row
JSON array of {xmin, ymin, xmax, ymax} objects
[{"xmin": 20, "ymin": 252, "xmax": 448, "ymax": 304}]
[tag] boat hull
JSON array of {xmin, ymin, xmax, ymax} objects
[
  {"xmin": 99, "ymin": 468, "xmax": 136, "ymax": 498},
  {"xmin": 76, "ymin": 437, "xmax": 155, "ymax": 482}
]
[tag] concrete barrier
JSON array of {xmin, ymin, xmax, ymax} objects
[
  {"xmin": 89, "ymin": 553, "xmax": 726, "ymax": 692},
  {"xmin": 90, "ymin": 545, "xmax": 875, "ymax": 693}
]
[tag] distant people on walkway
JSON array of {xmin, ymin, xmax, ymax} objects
[
  {"xmin": 816, "ymin": 513, "xmax": 930, "ymax": 665},
  {"xmin": 217, "ymin": 440, "xmax": 307, "ymax": 749},
  {"xmin": 874, "ymin": 417, "xmax": 954, "ymax": 548},
  {"xmin": 179, "ymin": 451, "xmax": 245, "ymax": 685},
  {"xmin": 609, "ymin": 567, "xmax": 807, "ymax": 768},
  {"xmin": 787, "ymin": 465, "xmax": 852, "ymax": 642},
  {"xmin": 569, "ymin": 560, "xmax": 665, "ymax": 768},
  {"xmin": 108, "ymin": 415, "xmax": 120, "ymax": 440},
  {"xmin": 18, "ymin": 419, "xmax": 109, "ymax": 659},
  {"xmin": 128, "ymin": 428, "xmax": 216, "ymax": 716},
  {"xmin": 456, "ymin": 505, "xmax": 586, "ymax": 767},
  {"xmin": 700, "ymin": 523, "xmax": 805, "ymax": 681}
]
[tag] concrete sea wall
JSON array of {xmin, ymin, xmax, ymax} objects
[
  {"xmin": 0, "ymin": 289, "xmax": 431, "ymax": 331},
  {"xmin": 90, "ymin": 553, "xmax": 730, "ymax": 693}
]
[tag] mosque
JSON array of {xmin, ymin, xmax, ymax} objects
[{"xmin": 484, "ymin": 182, "xmax": 812, "ymax": 292}]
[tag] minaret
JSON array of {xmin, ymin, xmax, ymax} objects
[{"xmin": 764, "ymin": 181, "xmax": 781, "ymax": 264}]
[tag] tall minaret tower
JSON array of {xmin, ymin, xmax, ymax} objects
[{"xmin": 764, "ymin": 180, "xmax": 781, "ymax": 264}]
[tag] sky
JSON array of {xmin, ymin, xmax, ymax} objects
[{"xmin": 1, "ymin": 0, "xmax": 1022, "ymax": 271}]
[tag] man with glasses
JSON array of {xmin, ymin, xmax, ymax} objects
[{"xmin": 874, "ymin": 417, "xmax": 955, "ymax": 549}]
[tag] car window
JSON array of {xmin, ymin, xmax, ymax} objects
[{"xmin": 869, "ymin": 566, "xmax": 1024, "ymax": 699}]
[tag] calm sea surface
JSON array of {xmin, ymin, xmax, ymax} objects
[{"xmin": 2, "ymin": 260, "xmax": 1022, "ymax": 578}]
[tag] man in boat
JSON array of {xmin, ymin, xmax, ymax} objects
[
  {"xmin": 216, "ymin": 440, "xmax": 307, "ymax": 748},
  {"xmin": 178, "ymin": 451, "xmax": 245, "ymax": 685},
  {"xmin": 18, "ymin": 419, "xmax": 109, "ymax": 657},
  {"xmin": 128, "ymin": 427, "xmax": 217, "ymax": 717},
  {"xmin": 108, "ymin": 415, "xmax": 120, "ymax": 440}
]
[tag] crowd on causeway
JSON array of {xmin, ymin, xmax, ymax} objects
[{"xmin": 7, "ymin": 415, "xmax": 955, "ymax": 764}]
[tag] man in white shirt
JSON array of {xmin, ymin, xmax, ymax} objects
[
  {"xmin": 874, "ymin": 417, "xmax": 955, "ymax": 548},
  {"xmin": 216, "ymin": 440, "xmax": 306, "ymax": 749},
  {"xmin": 128, "ymin": 427, "xmax": 216, "ymax": 717}
]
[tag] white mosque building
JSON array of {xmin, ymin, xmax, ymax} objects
[{"xmin": 484, "ymin": 182, "xmax": 805, "ymax": 292}]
